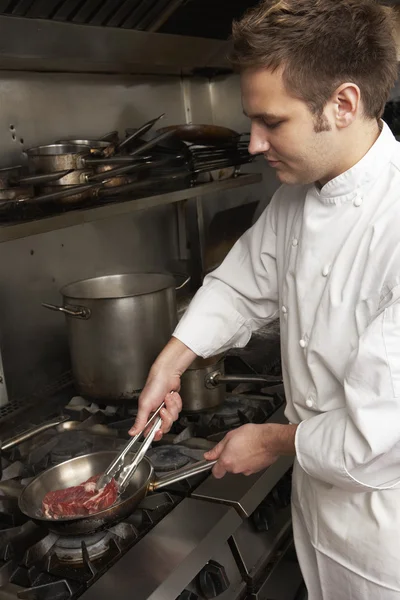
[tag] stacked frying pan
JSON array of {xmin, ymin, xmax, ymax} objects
[{"xmin": 0, "ymin": 116, "xmax": 253, "ymax": 220}]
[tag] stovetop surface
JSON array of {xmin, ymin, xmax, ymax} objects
[{"xmin": 0, "ymin": 348, "xmax": 285, "ymax": 600}]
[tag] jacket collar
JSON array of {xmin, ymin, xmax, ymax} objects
[{"xmin": 314, "ymin": 121, "xmax": 398, "ymax": 205}]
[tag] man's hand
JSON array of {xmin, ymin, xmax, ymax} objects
[
  {"xmin": 129, "ymin": 337, "xmax": 196, "ymax": 441},
  {"xmin": 204, "ymin": 423, "xmax": 297, "ymax": 479}
]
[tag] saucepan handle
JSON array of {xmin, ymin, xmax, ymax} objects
[
  {"xmin": 149, "ymin": 458, "xmax": 217, "ymax": 491},
  {"xmin": 175, "ymin": 276, "xmax": 191, "ymax": 291},
  {"xmin": 2, "ymin": 415, "xmax": 70, "ymax": 450},
  {"xmin": 42, "ymin": 303, "xmax": 91, "ymax": 319}
]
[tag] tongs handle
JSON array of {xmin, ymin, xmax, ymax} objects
[
  {"xmin": 117, "ymin": 416, "xmax": 162, "ymax": 494},
  {"xmin": 96, "ymin": 403, "xmax": 164, "ymax": 490}
]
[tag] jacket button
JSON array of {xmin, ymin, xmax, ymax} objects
[
  {"xmin": 322, "ymin": 265, "xmax": 330, "ymax": 277},
  {"xmin": 353, "ymin": 196, "xmax": 363, "ymax": 207},
  {"xmin": 282, "ymin": 306, "xmax": 287, "ymax": 314},
  {"xmin": 292, "ymin": 238, "xmax": 298, "ymax": 247},
  {"xmin": 306, "ymin": 398, "xmax": 314, "ymax": 408},
  {"xmin": 299, "ymin": 339, "xmax": 307, "ymax": 348}
]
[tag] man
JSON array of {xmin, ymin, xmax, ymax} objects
[{"xmin": 130, "ymin": 0, "xmax": 400, "ymax": 597}]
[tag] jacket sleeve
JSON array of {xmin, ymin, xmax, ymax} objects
[
  {"xmin": 173, "ymin": 190, "xmax": 281, "ymax": 358},
  {"xmin": 296, "ymin": 285, "xmax": 400, "ymax": 491}
]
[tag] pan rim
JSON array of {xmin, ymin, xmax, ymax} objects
[{"xmin": 60, "ymin": 271, "xmax": 176, "ymax": 300}]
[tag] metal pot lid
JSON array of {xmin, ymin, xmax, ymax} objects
[{"xmin": 61, "ymin": 273, "xmax": 177, "ymax": 300}]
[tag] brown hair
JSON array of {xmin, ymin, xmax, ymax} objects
[{"xmin": 231, "ymin": 0, "xmax": 399, "ymax": 119}]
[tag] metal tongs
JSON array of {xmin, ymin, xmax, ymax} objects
[{"xmin": 96, "ymin": 403, "xmax": 164, "ymax": 493}]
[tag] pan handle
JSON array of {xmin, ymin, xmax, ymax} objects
[
  {"xmin": 23, "ymin": 183, "xmax": 97, "ymax": 204},
  {"xmin": 118, "ymin": 113, "xmax": 165, "ymax": 151},
  {"xmin": 2, "ymin": 416, "xmax": 70, "ymax": 451},
  {"xmin": 205, "ymin": 371, "xmax": 283, "ymax": 389},
  {"xmin": 18, "ymin": 170, "xmax": 72, "ymax": 185},
  {"xmin": 84, "ymin": 156, "xmax": 140, "ymax": 166},
  {"xmin": 175, "ymin": 276, "xmax": 190, "ymax": 291},
  {"xmin": 99, "ymin": 130, "xmax": 119, "ymax": 143},
  {"xmin": 42, "ymin": 303, "xmax": 91, "ymax": 319},
  {"xmin": 129, "ymin": 130, "xmax": 176, "ymax": 158},
  {"xmin": 149, "ymin": 459, "xmax": 217, "ymax": 491}
]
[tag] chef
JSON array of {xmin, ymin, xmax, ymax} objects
[{"xmin": 130, "ymin": 0, "xmax": 400, "ymax": 597}]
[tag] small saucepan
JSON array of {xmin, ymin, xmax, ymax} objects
[
  {"xmin": 180, "ymin": 354, "xmax": 283, "ymax": 413},
  {"xmin": 18, "ymin": 450, "xmax": 215, "ymax": 536}
]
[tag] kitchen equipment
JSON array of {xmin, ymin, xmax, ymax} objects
[
  {"xmin": 1, "ymin": 416, "xmax": 71, "ymax": 452},
  {"xmin": 55, "ymin": 139, "xmax": 115, "ymax": 156},
  {"xmin": 55, "ymin": 127, "xmax": 154, "ymax": 157},
  {"xmin": 96, "ymin": 402, "xmax": 164, "ymax": 490},
  {"xmin": 0, "ymin": 165, "xmax": 26, "ymax": 188},
  {"xmin": 180, "ymin": 355, "xmax": 226, "ymax": 412},
  {"xmin": 157, "ymin": 124, "xmax": 242, "ymax": 146},
  {"xmin": 180, "ymin": 354, "xmax": 283, "ymax": 412},
  {"xmin": 42, "ymin": 273, "xmax": 183, "ymax": 401},
  {"xmin": 116, "ymin": 415, "xmax": 162, "ymax": 493},
  {"xmin": 18, "ymin": 450, "xmax": 216, "ymax": 535},
  {"xmin": 0, "ymin": 416, "xmax": 71, "ymax": 479},
  {"xmin": 117, "ymin": 113, "xmax": 166, "ymax": 152},
  {"xmin": 0, "ymin": 182, "xmax": 101, "ymax": 215},
  {"xmin": 26, "ymin": 131, "xmax": 177, "ymax": 175},
  {"xmin": 0, "ymin": 340, "xmax": 297, "ymax": 600},
  {"xmin": 57, "ymin": 114, "xmax": 166, "ymax": 155}
]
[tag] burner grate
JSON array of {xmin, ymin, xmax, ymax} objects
[{"xmin": 0, "ymin": 372, "xmax": 74, "ymax": 425}]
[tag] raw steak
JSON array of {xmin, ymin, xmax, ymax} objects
[{"xmin": 42, "ymin": 474, "xmax": 118, "ymax": 519}]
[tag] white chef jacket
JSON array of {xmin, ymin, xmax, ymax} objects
[{"xmin": 174, "ymin": 122, "xmax": 400, "ymax": 598}]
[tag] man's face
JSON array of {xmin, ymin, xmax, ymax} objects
[{"xmin": 241, "ymin": 67, "xmax": 339, "ymax": 186}]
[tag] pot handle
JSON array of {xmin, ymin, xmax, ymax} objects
[
  {"xmin": 2, "ymin": 415, "xmax": 70, "ymax": 451},
  {"xmin": 205, "ymin": 371, "xmax": 283, "ymax": 389},
  {"xmin": 149, "ymin": 458, "xmax": 217, "ymax": 492},
  {"xmin": 175, "ymin": 275, "xmax": 191, "ymax": 291},
  {"xmin": 42, "ymin": 303, "xmax": 91, "ymax": 319}
]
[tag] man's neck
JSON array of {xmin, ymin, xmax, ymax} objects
[{"xmin": 318, "ymin": 119, "xmax": 381, "ymax": 188}]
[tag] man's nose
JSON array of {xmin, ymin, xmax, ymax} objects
[{"xmin": 248, "ymin": 124, "xmax": 270, "ymax": 155}]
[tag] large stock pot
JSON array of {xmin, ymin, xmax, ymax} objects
[{"xmin": 43, "ymin": 273, "xmax": 186, "ymax": 402}]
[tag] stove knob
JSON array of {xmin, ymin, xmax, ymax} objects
[
  {"xmin": 177, "ymin": 591, "xmax": 199, "ymax": 600},
  {"xmin": 252, "ymin": 504, "xmax": 275, "ymax": 532},
  {"xmin": 197, "ymin": 560, "xmax": 230, "ymax": 598}
]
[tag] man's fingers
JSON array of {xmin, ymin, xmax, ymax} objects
[
  {"xmin": 204, "ymin": 439, "xmax": 225, "ymax": 461},
  {"xmin": 212, "ymin": 462, "xmax": 227, "ymax": 479},
  {"xmin": 129, "ymin": 405, "xmax": 150, "ymax": 436},
  {"xmin": 164, "ymin": 392, "xmax": 181, "ymax": 422},
  {"xmin": 160, "ymin": 407, "xmax": 174, "ymax": 433}
]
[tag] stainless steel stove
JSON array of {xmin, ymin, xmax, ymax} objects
[{"xmin": 0, "ymin": 348, "xmax": 305, "ymax": 600}]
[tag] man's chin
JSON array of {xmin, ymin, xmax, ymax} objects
[{"xmin": 275, "ymin": 170, "xmax": 296, "ymax": 184}]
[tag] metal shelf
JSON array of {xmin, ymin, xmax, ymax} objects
[{"xmin": 0, "ymin": 173, "xmax": 262, "ymax": 243}]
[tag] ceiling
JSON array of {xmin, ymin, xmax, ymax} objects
[{"xmin": 0, "ymin": 0, "xmax": 258, "ymax": 37}]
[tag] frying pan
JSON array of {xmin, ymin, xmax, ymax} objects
[
  {"xmin": 157, "ymin": 124, "xmax": 243, "ymax": 146},
  {"xmin": 26, "ymin": 132, "xmax": 176, "ymax": 175},
  {"xmin": 55, "ymin": 139, "xmax": 115, "ymax": 157},
  {"xmin": 18, "ymin": 450, "xmax": 215, "ymax": 535},
  {"xmin": 25, "ymin": 144, "xmax": 137, "ymax": 174},
  {"xmin": 35, "ymin": 156, "xmax": 188, "ymax": 206},
  {"xmin": 0, "ymin": 182, "xmax": 100, "ymax": 213}
]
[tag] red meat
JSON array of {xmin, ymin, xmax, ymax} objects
[{"xmin": 42, "ymin": 474, "xmax": 118, "ymax": 519}]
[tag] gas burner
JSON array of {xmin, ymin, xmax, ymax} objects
[
  {"xmin": 54, "ymin": 531, "xmax": 110, "ymax": 563},
  {"xmin": 50, "ymin": 434, "xmax": 92, "ymax": 464},
  {"xmin": 214, "ymin": 397, "xmax": 250, "ymax": 418},
  {"xmin": 147, "ymin": 445, "xmax": 191, "ymax": 472}
]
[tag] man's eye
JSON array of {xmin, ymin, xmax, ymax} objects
[{"xmin": 264, "ymin": 120, "xmax": 282, "ymax": 129}]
